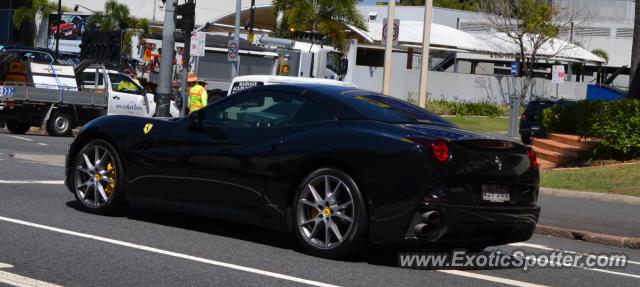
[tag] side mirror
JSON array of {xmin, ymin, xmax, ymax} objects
[
  {"xmin": 186, "ymin": 109, "xmax": 204, "ymax": 131},
  {"xmin": 340, "ymin": 58, "xmax": 349, "ymax": 76}
]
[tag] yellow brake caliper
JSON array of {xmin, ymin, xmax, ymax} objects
[{"xmin": 105, "ymin": 162, "xmax": 116, "ymax": 196}]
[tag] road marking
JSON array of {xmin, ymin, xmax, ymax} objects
[
  {"xmin": 37, "ymin": 143, "xmax": 47, "ymax": 146},
  {"xmin": 0, "ymin": 216, "xmax": 339, "ymax": 287},
  {"xmin": 0, "ymin": 180, "xmax": 64, "ymax": 185},
  {"xmin": 510, "ymin": 242, "xmax": 640, "ymax": 265},
  {"xmin": 11, "ymin": 136, "xmax": 33, "ymax": 142},
  {"xmin": 0, "ymin": 261, "xmax": 62, "ymax": 287},
  {"xmin": 438, "ymin": 270, "xmax": 548, "ymax": 287}
]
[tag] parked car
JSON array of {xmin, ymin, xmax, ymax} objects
[
  {"xmin": 65, "ymin": 83, "xmax": 540, "ymax": 258},
  {"xmin": 0, "ymin": 46, "xmax": 79, "ymax": 65},
  {"xmin": 519, "ymin": 99, "xmax": 576, "ymax": 144}
]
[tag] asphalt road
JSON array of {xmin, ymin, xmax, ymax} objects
[{"xmin": 1, "ymin": 131, "xmax": 639, "ymax": 287}]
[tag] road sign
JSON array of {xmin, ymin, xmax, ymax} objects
[
  {"xmin": 552, "ymin": 65, "xmax": 565, "ymax": 84},
  {"xmin": 382, "ymin": 18, "xmax": 400, "ymax": 46},
  {"xmin": 511, "ymin": 62, "xmax": 518, "ymax": 76},
  {"xmin": 190, "ymin": 32, "xmax": 206, "ymax": 57},
  {"xmin": 248, "ymin": 33, "xmax": 255, "ymax": 45},
  {"xmin": 228, "ymin": 39, "xmax": 239, "ymax": 62}
]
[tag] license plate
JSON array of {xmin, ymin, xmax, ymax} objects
[{"xmin": 481, "ymin": 185, "xmax": 510, "ymax": 203}]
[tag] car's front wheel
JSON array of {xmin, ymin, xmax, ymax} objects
[
  {"xmin": 293, "ymin": 168, "xmax": 368, "ymax": 258},
  {"xmin": 72, "ymin": 139, "xmax": 125, "ymax": 214}
]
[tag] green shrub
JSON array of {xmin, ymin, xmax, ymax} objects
[
  {"xmin": 541, "ymin": 100, "xmax": 640, "ymax": 160},
  {"xmin": 426, "ymin": 100, "xmax": 508, "ymax": 117}
]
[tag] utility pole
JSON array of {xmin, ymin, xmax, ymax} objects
[
  {"xmin": 177, "ymin": 0, "xmax": 196, "ymax": 117},
  {"xmin": 567, "ymin": 22, "xmax": 574, "ymax": 81},
  {"xmin": 629, "ymin": 0, "xmax": 640, "ymax": 99},
  {"xmin": 382, "ymin": 0, "xmax": 396, "ymax": 95},
  {"xmin": 54, "ymin": 0, "xmax": 62, "ymax": 58},
  {"xmin": 156, "ymin": 0, "xmax": 176, "ymax": 117},
  {"xmin": 418, "ymin": 0, "xmax": 433, "ymax": 108},
  {"xmin": 231, "ymin": 0, "xmax": 241, "ymax": 79}
]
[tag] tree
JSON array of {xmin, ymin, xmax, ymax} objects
[
  {"xmin": 12, "ymin": 0, "xmax": 56, "ymax": 47},
  {"xmin": 399, "ymin": 0, "xmax": 480, "ymax": 11},
  {"xmin": 87, "ymin": 0, "xmax": 150, "ymax": 55},
  {"xmin": 591, "ymin": 48, "xmax": 609, "ymax": 65},
  {"xmin": 272, "ymin": 0, "xmax": 367, "ymax": 51},
  {"xmin": 479, "ymin": 0, "xmax": 584, "ymax": 102}
]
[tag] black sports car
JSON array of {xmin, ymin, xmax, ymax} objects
[{"xmin": 65, "ymin": 84, "xmax": 540, "ymax": 258}]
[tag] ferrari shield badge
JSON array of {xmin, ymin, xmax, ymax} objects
[{"xmin": 143, "ymin": 123, "xmax": 154, "ymax": 134}]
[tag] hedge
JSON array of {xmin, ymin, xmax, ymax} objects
[
  {"xmin": 426, "ymin": 100, "xmax": 509, "ymax": 117},
  {"xmin": 541, "ymin": 100, "xmax": 640, "ymax": 160}
]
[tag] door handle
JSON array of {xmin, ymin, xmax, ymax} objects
[{"xmin": 112, "ymin": 96, "xmax": 120, "ymax": 100}]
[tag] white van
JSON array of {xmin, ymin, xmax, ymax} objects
[{"xmin": 227, "ymin": 75, "xmax": 357, "ymax": 96}]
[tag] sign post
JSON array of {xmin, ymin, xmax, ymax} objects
[
  {"xmin": 382, "ymin": 18, "xmax": 400, "ymax": 47},
  {"xmin": 228, "ymin": 39, "xmax": 239, "ymax": 62},
  {"xmin": 552, "ymin": 65, "xmax": 566, "ymax": 98},
  {"xmin": 190, "ymin": 31, "xmax": 206, "ymax": 57}
]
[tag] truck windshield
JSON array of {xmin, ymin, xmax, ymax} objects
[{"xmin": 326, "ymin": 52, "xmax": 342, "ymax": 75}]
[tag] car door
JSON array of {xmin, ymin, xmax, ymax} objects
[
  {"xmin": 178, "ymin": 89, "xmax": 304, "ymax": 215},
  {"xmin": 107, "ymin": 73, "xmax": 149, "ymax": 117}
]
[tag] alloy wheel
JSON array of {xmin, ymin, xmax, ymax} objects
[
  {"xmin": 297, "ymin": 175, "xmax": 355, "ymax": 249},
  {"xmin": 74, "ymin": 145, "xmax": 117, "ymax": 208}
]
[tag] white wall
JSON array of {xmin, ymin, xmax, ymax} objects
[{"xmin": 352, "ymin": 65, "xmax": 589, "ymax": 105}]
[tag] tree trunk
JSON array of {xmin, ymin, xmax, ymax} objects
[
  {"xmin": 34, "ymin": 11, "xmax": 49, "ymax": 48},
  {"xmin": 629, "ymin": 0, "xmax": 640, "ymax": 99}
]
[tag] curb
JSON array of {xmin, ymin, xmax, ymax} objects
[
  {"xmin": 540, "ymin": 187, "xmax": 640, "ymax": 206},
  {"xmin": 535, "ymin": 224, "xmax": 640, "ymax": 250}
]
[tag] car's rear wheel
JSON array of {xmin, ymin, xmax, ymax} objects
[
  {"xmin": 72, "ymin": 139, "xmax": 125, "ymax": 214},
  {"xmin": 293, "ymin": 168, "xmax": 367, "ymax": 258},
  {"xmin": 5, "ymin": 121, "xmax": 31, "ymax": 134}
]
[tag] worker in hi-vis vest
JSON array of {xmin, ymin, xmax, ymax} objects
[{"xmin": 187, "ymin": 72, "xmax": 208, "ymax": 113}]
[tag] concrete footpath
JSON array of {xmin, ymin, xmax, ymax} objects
[{"xmin": 536, "ymin": 188, "xmax": 640, "ymax": 249}]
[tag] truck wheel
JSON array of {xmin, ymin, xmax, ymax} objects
[
  {"xmin": 5, "ymin": 121, "xmax": 31, "ymax": 134},
  {"xmin": 46, "ymin": 110, "xmax": 73, "ymax": 136}
]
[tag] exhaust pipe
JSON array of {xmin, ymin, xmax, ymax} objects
[
  {"xmin": 422, "ymin": 211, "xmax": 441, "ymax": 224},
  {"xmin": 414, "ymin": 223, "xmax": 430, "ymax": 236}
]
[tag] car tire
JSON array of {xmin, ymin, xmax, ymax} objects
[
  {"xmin": 521, "ymin": 135, "xmax": 531, "ymax": 145},
  {"xmin": 5, "ymin": 121, "xmax": 31, "ymax": 134},
  {"xmin": 293, "ymin": 168, "xmax": 368, "ymax": 259},
  {"xmin": 46, "ymin": 110, "xmax": 73, "ymax": 136},
  {"xmin": 71, "ymin": 139, "xmax": 126, "ymax": 215}
]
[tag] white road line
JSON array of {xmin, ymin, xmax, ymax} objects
[
  {"xmin": 0, "ymin": 180, "xmax": 64, "ymax": 185},
  {"xmin": 11, "ymin": 136, "xmax": 33, "ymax": 142},
  {"xmin": 0, "ymin": 262, "xmax": 62, "ymax": 287},
  {"xmin": 0, "ymin": 216, "xmax": 339, "ymax": 287},
  {"xmin": 438, "ymin": 270, "xmax": 548, "ymax": 287},
  {"xmin": 510, "ymin": 242, "xmax": 640, "ymax": 266},
  {"xmin": 37, "ymin": 143, "xmax": 47, "ymax": 146}
]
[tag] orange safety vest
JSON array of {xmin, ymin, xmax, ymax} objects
[{"xmin": 188, "ymin": 84, "xmax": 207, "ymax": 112}]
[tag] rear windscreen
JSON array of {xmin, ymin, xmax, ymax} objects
[{"xmin": 339, "ymin": 91, "xmax": 453, "ymax": 126}]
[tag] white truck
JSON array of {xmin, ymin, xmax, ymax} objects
[
  {"xmin": 0, "ymin": 61, "xmax": 178, "ymax": 136},
  {"xmin": 136, "ymin": 34, "xmax": 351, "ymax": 95}
]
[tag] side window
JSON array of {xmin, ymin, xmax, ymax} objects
[
  {"xmin": 290, "ymin": 101, "xmax": 335, "ymax": 125},
  {"xmin": 204, "ymin": 92, "xmax": 304, "ymax": 128},
  {"xmin": 326, "ymin": 51, "xmax": 342, "ymax": 75},
  {"xmin": 79, "ymin": 72, "xmax": 104, "ymax": 88},
  {"xmin": 109, "ymin": 73, "xmax": 141, "ymax": 94}
]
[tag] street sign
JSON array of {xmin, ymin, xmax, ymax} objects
[
  {"xmin": 248, "ymin": 33, "xmax": 255, "ymax": 45},
  {"xmin": 228, "ymin": 39, "xmax": 239, "ymax": 62},
  {"xmin": 511, "ymin": 61, "xmax": 518, "ymax": 76},
  {"xmin": 190, "ymin": 32, "xmax": 206, "ymax": 57},
  {"xmin": 382, "ymin": 18, "xmax": 400, "ymax": 46},
  {"xmin": 552, "ymin": 65, "xmax": 565, "ymax": 84}
]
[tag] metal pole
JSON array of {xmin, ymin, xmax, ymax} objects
[
  {"xmin": 418, "ymin": 0, "xmax": 433, "ymax": 108},
  {"xmin": 249, "ymin": 0, "xmax": 255, "ymax": 34},
  {"xmin": 180, "ymin": 32, "xmax": 192, "ymax": 117},
  {"xmin": 231, "ymin": 0, "xmax": 241, "ymax": 79},
  {"xmin": 153, "ymin": 0, "xmax": 157, "ymax": 21},
  {"xmin": 156, "ymin": 0, "xmax": 176, "ymax": 117},
  {"xmin": 55, "ymin": 0, "xmax": 62, "ymax": 57},
  {"xmin": 382, "ymin": 0, "xmax": 396, "ymax": 94},
  {"xmin": 567, "ymin": 22, "xmax": 574, "ymax": 81}
]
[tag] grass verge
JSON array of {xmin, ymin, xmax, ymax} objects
[
  {"xmin": 540, "ymin": 163, "xmax": 640, "ymax": 197},
  {"xmin": 445, "ymin": 116, "xmax": 509, "ymax": 133}
]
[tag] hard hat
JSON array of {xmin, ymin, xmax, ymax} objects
[{"xmin": 187, "ymin": 72, "xmax": 198, "ymax": 82}]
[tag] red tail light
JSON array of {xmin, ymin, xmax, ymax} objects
[
  {"xmin": 431, "ymin": 140, "xmax": 450, "ymax": 164},
  {"xmin": 5, "ymin": 100, "xmax": 14, "ymax": 109},
  {"xmin": 527, "ymin": 149, "xmax": 538, "ymax": 169},
  {"xmin": 520, "ymin": 113, "xmax": 527, "ymax": 120}
]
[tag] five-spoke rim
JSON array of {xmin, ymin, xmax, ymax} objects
[
  {"xmin": 297, "ymin": 175, "xmax": 354, "ymax": 249},
  {"xmin": 74, "ymin": 145, "xmax": 117, "ymax": 208}
]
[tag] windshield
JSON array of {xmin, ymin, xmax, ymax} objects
[
  {"xmin": 339, "ymin": 91, "xmax": 453, "ymax": 126},
  {"xmin": 326, "ymin": 51, "xmax": 342, "ymax": 75}
]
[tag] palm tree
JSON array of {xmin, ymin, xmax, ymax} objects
[
  {"xmin": 87, "ymin": 0, "xmax": 150, "ymax": 55},
  {"xmin": 12, "ymin": 0, "xmax": 56, "ymax": 47},
  {"xmin": 272, "ymin": 0, "xmax": 367, "ymax": 51}
]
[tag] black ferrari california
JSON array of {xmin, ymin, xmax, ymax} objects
[{"xmin": 65, "ymin": 84, "xmax": 540, "ymax": 258}]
